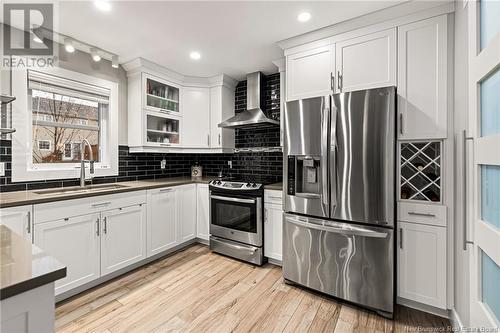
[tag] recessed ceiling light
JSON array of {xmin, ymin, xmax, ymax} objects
[
  {"xmin": 190, "ymin": 51, "xmax": 201, "ymax": 60},
  {"xmin": 64, "ymin": 38, "xmax": 75, "ymax": 53},
  {"xmin": 94, "ymin": 0, "xmax": 111, "ymax": 12},
  {"xmin": 297, "ymin": 12, "xmax": 311, "ymax": 22}
]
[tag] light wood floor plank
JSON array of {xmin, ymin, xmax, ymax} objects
[{"xmin": 56, "ymin": 244, "xmax": 451, "ymax": 333}]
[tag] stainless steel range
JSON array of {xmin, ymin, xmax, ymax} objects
[{"xmin": 209, "ymin": 179, "xmax": 266, "ymax": 265}]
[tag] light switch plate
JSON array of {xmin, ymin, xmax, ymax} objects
[
  {"xmin": 160, "ymin": 159, "xmax": 166, "ymax": 169},
  {"xmin": 227, "ymin": 161, "xmax": 232, "ymax": 169},
  {"xmin": 0, "ymin": 162, "xmax": 4, "ymax": 176}
]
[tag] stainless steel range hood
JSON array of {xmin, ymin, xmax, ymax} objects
[{"xmin": 218, "ymin": 72, "xmax": 279, "ymax": 128}]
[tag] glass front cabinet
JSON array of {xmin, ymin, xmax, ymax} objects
[{"xmin": 142, "ymin": 73, "xmax": 182, "ymax": 147}]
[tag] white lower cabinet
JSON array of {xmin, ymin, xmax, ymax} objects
[
  {"xmin": 100, "ymin": 204, "xmax": 146, "ymax": 275},
  {"xmin": 196, "ymin": 184, "xmax": 210, "ymax": 241},
  {"xmin": 177, "ymin": 184, "xmax": 197, "ymax": 242},
  {"xmin": 34, "ymin": 213, "xmax": 100, "ymax": 295},
  {"xmin": 397, "ymin": 221, "xmax": 447, "ymax": 309},
  {"xmin": 0, "ymin": 205, "xmax": 32, "ymax": 241},
  {"xmin": 147, "ymin": 187, "xmax": 177, "ymax": 256},
  {"xmin": 264, "ymin": 202, "xmax": 283, "ymax": 262}
]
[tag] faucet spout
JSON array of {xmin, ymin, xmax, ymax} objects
[{"xmin": 80, "ymin": 139, "xmax": 94, "ymax": 187}]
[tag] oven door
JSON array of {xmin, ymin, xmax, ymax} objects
[{"xmin": 210, "ymin": 193, "xmax": 262, "ymax": 247}]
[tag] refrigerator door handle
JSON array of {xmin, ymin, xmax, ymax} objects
[
  {"xmin": 330, "ymin": 104, "xmax": 338, "ymax": 208},
  {"xmin": 320, "ymin": 102, "xmax": 329, "ymax": 215},
  {"xmin": 285, "ymin": 215, "xmax": 388, "ymax": 238}
]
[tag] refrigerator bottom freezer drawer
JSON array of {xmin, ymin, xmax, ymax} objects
[{"xmin": 283, "ymin": 214, "xmax": 394, "ymax": 314}]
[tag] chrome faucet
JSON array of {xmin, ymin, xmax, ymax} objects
[{"xmin": 79, "ymin": 139, "xmax": 94, "ymax": 187}]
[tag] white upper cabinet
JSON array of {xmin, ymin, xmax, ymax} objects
[
  {"xmin": 181, "ymin": 87, "xmax": 210, "ymax": 148},
  {"xmin": 210, "ymin": 85, "xmax": 235, "ymax": 149},
  {"xmin": 286, "ymin": 44, "xmax": 335, "ymax": 101},
  {"xmin": 397, "ymin": 15, "xmax": 448, "ymax": 139},
  {"xmin": 335, "ymin": 28, "xmax": 396, "ymax": 93},
  {"xmin": 124, "ymin": 58, "xmax": 236, "ymax": 153},
  {"xmin": 0, "ymin": 205, "xmax": 32, "ymax": 241},
  {"xmin": 147, "ymin": 187, "xmax": 178, "ymax": 257},
  {"xmin": 397, "ymin": 221, "xmax": 447, "ymax": 309},
  {"xmin": 100, "ymin": 204, "xmax": 147, "ymax": 275},
  {"xmin": 34, "ymin": 213, "xmax": 101, "ymax": 295},
  {"xmin": 177, "ymin": 184, "xmax": 197, "ymax": 242}
]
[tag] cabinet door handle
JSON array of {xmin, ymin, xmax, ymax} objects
[
  {"xmin": 399, "ymin": 228, "xmax": 403, "ymax": 249},
  {"xmin": 330, "ymin": 72, "xmax": 334, "ymax": 91},
  {"xmin": 218, "ymin": 134, "xmax": 221, "ymax": 145},
  {"xmin": 337, "ymin": 71, "xmax": 342, "ymax": 91},
  {"xmin": 207, "ymin": 134, "xmax": 210, "ymax": 146},
  {"xmin": 96, "ymin": 218, "xmax": 100, "ymax": 236},
  {"xmin": 92, "ymin": 202, "xmax": 111, "ymax": 208},
  {"xmin": 103, "ymin": 217, "xmax": 107, "ymax": 234},
  {"xmin": 264, "ymin": 208, "xmax": 268, "ymax": 223},
  {"xmin": 408, "ymin": 211, "xmax": 436, "ymax": 217},
  {"xmin": 26, "ymin": 211, "xmax": 31, "ymax": 234},
  {"xmin": 399, "ymin": 113, "xmax": 403, "ymax": 135}
]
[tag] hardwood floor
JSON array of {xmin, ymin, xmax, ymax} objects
[{"xmin": 56, "ymin": 244, "xmax": 451, "ymax": 333}]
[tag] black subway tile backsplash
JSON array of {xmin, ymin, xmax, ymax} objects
[{"xmin": 0, "ymin": 73, "xmax": 283, "ymax": 193}]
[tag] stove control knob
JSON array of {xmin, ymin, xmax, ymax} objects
[
  {"xmin": 246, "ymin": 183, "xmax": 251, "ymax": 187},
  {"xmin": 252, "ymin": 183, "xmax": 257, "ymax": 188},
  {"xmin": 217, "ymin": 181, "xmax": 222, "ymax": 185}
]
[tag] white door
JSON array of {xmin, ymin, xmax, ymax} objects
[
  {"xmin": 147, "ymin": 187, "xmax": 177, "ymax": 256},
  {"xmin": 196, "ymin": 184, "xmax": 210, "ymax": 241},
  {"xmin": 34, "ymin": 214, "xmax": 100, "ymax": 295},
  {"xmin": 177, "ymin": 184, "xmax": 197, "ymax": 242},
  {"xmin": 181, "ymin": 86, "xmax": 210, "ymax": 148},
  {"xmin": 0, "ymin": 205, "xmax": 32, "ymax": 241},
  {"xmin": 397, "ymin": 221, "xmax": 447, "ymax": 308},
  {"xmin": 467, "ymin": 1, "xmax": 500, "ymax": 327},
  {"xmin": 264, "ymin": 203, "xmax": 283, "ymax": 261},
  {"xmin": 335, "ymin": 28, "xmax": 396, "ymax": 93},
  {"xmin": 100, "ymin": 204, "xmax": 146, "ymax": 275},
  {"xmin": 286, "ymin": 44, "xmax": 335, "ymax": 101},
  {"xmin": 397, "ymin": 15, "xmax": 448, "ymax": 140}
]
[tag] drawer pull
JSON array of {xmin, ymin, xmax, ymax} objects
[
  {"xmin": 268, "ymin": 196, "xmax": 281, "ymax": 200},
  {"xmin": 408, "ymin": 211, "xmax": 436, "ymax": 217},
  {"xmin": 159, "ymin": 188, "xmax": 173, "ymax": 193},
  {"xmin": 92, "ymin": 201, "xmax": 111, "ymax": 208}
]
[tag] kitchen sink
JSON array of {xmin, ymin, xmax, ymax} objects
[{"xmin": 34, "ymin": 184, "xmax": 129, "ymax": 195}]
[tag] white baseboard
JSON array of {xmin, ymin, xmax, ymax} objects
[{"xmin": 449, "ymin": 308, "xmax": 464, "ymax": 330}]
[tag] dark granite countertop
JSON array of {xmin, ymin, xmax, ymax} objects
[
  {"xmin": 0, "ymin": 177, "xmax": 218, "ymax": 209},
  {"xmin": 264, "ymin": 182, "xmax": 283, "ymax": 191},
  {"xmin": 0, "ymin": 225, "xmax": 66, "ymax": 300}
]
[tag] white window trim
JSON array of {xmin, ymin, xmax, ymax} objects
[
  {"xmin": 11, "ymin": 65, "xmax": 119, "ymax": 182},
  {"xmin": 37, "ymin": 140, "xmax": 51, "ymax": 151}
]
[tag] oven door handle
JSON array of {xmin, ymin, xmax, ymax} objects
[{"xmin": 210, "ymin": 195, "xmax": 256, "ymax": 204}]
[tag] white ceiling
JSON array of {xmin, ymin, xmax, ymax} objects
[{"xmin": 56, "ymin": 1, "xmax": 402, "ymax": 80}]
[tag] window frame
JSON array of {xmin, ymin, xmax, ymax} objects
[
  {"xmin": 11, "ymin": 65, "xmax": 119, "ymax": 182},
  {"xmin": 37, "ymin": 140, "xmax": 51, "ymax": 151}
]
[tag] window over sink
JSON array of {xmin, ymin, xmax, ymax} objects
[{"xmin": 11, "ymin": 66, "xmax": 119, "ymax": 182}]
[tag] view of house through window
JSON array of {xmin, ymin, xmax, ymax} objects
[{"xmin": 29, "ymin": 73, "xmax": 109, "ymax": 164}]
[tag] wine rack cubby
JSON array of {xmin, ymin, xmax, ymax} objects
[{"xmin": 400, "ymin": 141, "xmax": 442, "ymax": 202}]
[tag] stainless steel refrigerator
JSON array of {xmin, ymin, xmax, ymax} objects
[{"xmin": 283, "ymin": 86, "xmax": 396, "ymax": 317}]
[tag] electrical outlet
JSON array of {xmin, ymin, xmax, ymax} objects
[
  {"xmin": 160, "ymin": 159, "xmax": 166, "ymax": 169},
  {"xmin": 0, "ymin": 162, "xmax": 4, "ymax": 176},
  {"xmin": 227, "ymin": 161, "xmax": 232, "ymax": 169}
]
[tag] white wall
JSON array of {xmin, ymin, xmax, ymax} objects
[
  {"xmin": 0, "ymin": 24, "xmax": 129, "ymax": 145},
  {"xmin": 453, "ymin": 0, "xmax": 470, "ymax": 327}
]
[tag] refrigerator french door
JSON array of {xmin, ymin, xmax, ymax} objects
[{"xmin": 283, "ymin": 87, "xmax": 396, "ymax": 316}]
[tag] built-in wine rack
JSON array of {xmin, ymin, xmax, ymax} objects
[{"xmin": 400, "ymin": 141, "xmax": 442, "ymax": 202}]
